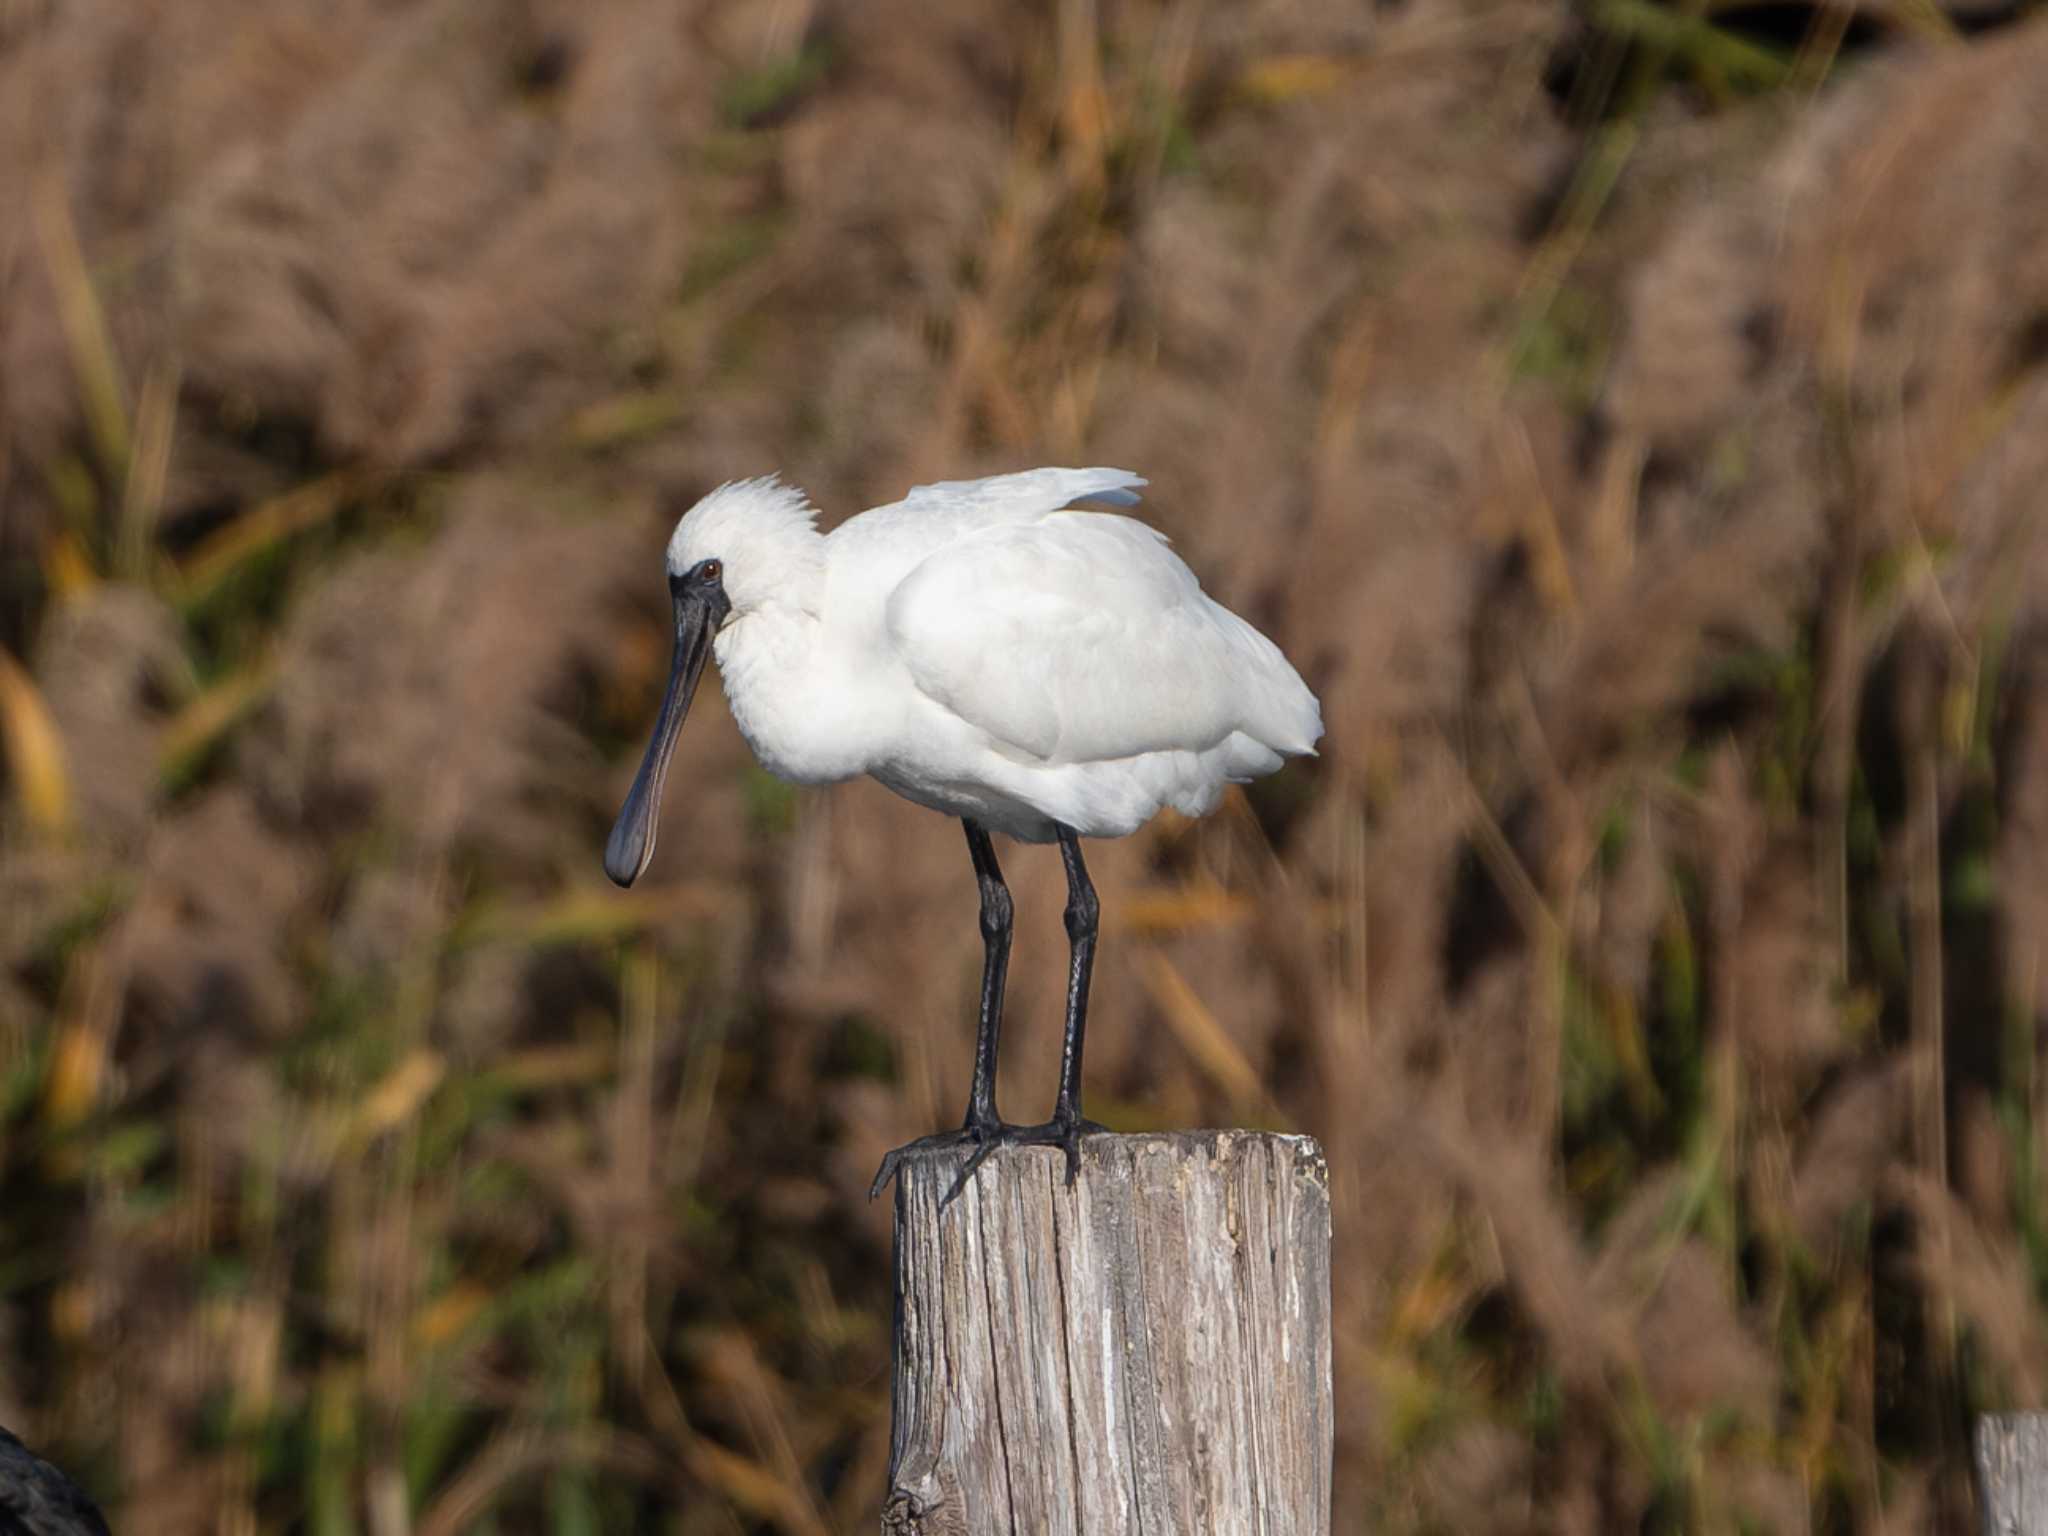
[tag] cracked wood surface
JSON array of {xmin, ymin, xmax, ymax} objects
[
  {"xmin": 1977, "ymin": 1415, "xmax": 2048, "ymax": 1536},
  {"xmin": 883, "ymin": 1131, "xmax": 1331, "ymax": 1535}
]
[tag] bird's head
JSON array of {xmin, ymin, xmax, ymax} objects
[
  {"xmin": 662, "ymin": 475, "xmax": 821, "ymax": 621},
  {"xmin": 604, "ymin": 477, "xmax": 821, "ymax": 887}
]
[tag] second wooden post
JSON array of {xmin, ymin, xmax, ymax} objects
[{"xmin": 883, "ymin": 1130, "xmax": 1332, "ymax": 1535}]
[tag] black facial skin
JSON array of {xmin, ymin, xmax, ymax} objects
[{"xmin": 603, "ymin": 558, "xmax": 731, "ymax": 887}]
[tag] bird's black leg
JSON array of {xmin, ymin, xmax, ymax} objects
[
  {"xmin": 961, "ymin": 819, "xmax": 1014, "ymax": 1130},
  {"xmin": 868, "ymin": 820, "xmax": 1018, "ymax": 1201},
  {"xmin": 1051, "ymin": 826, "xmax": 1099, "ymax": 1126},
  {"xmin": 870, "ymin": 823, "xmax": 1106, "ymax": 1205},
  {"xmin": 945, "ymin": 827, "xmax": 1109, "ymax": 1196},
  {"xmin": 1039, "ymin": 824, "xmax": 1108, "ymax": 1183}
]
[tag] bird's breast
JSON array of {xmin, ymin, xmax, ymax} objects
[{"xmin": 712, "ymin": 611, "xmax": 873, "ymax": 786}]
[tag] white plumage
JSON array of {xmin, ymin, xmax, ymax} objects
[
  {"xmin": 607, "ymin": 466, "xmax": 1322, "ymax": 1198},
  {"xmin": 659, "ymin": 467, "xmax": 1320, "ymax": 845}
]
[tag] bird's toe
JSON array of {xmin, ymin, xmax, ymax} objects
[
  {"xmin": 868, "ymin": 1117, "xmax": 1013, "ymax": 1201},
  {"xmin": 869, "ymin": 1116, "xmax": 1108, "ymax": 1203}
]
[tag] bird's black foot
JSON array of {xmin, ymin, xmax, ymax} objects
[
  {"xmin": 869, "ymin": 1113, "xmax": 1108, "ymax": 1206},
  {"xmin": 1005, "ymin": 1113, "xmax": 1110, "ymax": 1192},
  {"xmin": 869, "ymin": 1116, "xmax": 1016, "ymax": 1204}
]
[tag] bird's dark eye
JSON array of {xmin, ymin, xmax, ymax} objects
[{"xmin": 699, "ymin": 559, "xmax": 722, "ymax": 584}]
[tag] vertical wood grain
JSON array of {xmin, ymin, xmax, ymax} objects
[{"xmin": 1978, "ymin": 1414, "xmax": 2048, "ymax": 1536}]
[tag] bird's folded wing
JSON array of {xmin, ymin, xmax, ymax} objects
[{"xmin": 885, "ymin": 513, "xmax": 1299, "ymax": 766}]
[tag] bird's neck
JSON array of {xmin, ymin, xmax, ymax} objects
[
  {"xmin": 714, "ymin": 593, "xmax": 818, "ymax": 679},
  {"xmin": 712, "ymin": 598, "xmax": 856, "ymax": 784}
]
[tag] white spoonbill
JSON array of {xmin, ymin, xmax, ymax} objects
[{"xmin": 604, "ymin": 467, "xmax": 1322, "ymax": 1199}]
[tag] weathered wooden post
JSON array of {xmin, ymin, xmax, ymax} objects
[
  {"xmin": 883, "ymin": 1130, "xmax": 1332, "ymax": 1535},
  {"xmin": 1977, "ymin": 1414, "xmax": 2048, "ymax": 1535}
]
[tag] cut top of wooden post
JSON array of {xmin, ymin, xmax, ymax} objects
[{"xmin": 885, "ymin": 1131, "xmax": 1332, "ymax": 1536}]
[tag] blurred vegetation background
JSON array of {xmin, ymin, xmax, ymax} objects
[{"xmin": 3, "ymin": 0, "xmax": 2046, "ymax": 1530}]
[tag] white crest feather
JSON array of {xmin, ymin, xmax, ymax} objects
[{"xmin": 666, "ymin": 476, "xmax": 820, "ymax": 575}]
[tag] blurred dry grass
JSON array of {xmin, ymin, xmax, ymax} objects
[{"xmin": 3, "ymin": 0, "xmax": 2048, "ymax": 1530}]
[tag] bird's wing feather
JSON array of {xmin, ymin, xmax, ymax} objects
[
  {"xmin": 885, "ymin": 513, "xmax": 1315, "ymax": 766},
  {"xmin": 900, "ymin": 467, "xmax": 1147, "ymax": 520}
]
